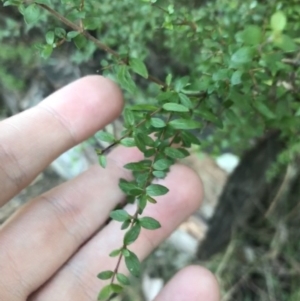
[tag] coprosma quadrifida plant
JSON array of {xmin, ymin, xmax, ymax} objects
[{"xmin": 1, "ymin": 0, "xmax": 300, "ymax": 299}]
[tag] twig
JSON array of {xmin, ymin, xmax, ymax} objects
[{"xmin": 36, "ymin": 3, "xmax": 166, "ymax": 88}]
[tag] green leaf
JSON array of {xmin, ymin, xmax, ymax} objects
[
  {"xmin": 164, "ymin": 147, "xmax": 190, "ymax": 159},
  {"xmin": 274, "ymin": 34, "xmax": 297, "ymax": 52},
  {"xmin": 169, "ymin": 119, "xmax": 201, "ymax": 130},
  {"xmin": 152, "ymin": 171, "xmax": 166, "ymax": 179},
  {"xmin": 116, "ymin": 273, "xmax": 130, "ymax": 286},
  {"xmin": 98, "ymin": 155, "xmax": 107, "ymax": 168},
  {"xmin": 147, "ymin": 195, "xmax": 157, "ymax": 204},
  {"xmin": 116, "ymin": 65, "xmax": 137, "ymax": 94},
  {"xmin": 134, "ymin": 172, "xmax": 149, "ymax": 185},
  {"xmin": 24, "ymin": 4, "xmax": 40, "ymax": 24},
  {"xmin": 83, "ymin": 17, "xmax": 101, "ymax": 30},
  {"xmin": 124, "ymin": 109, "xmax": 135, "ymax": 126},
  {"xmin": 124, "ymin": 223, "xmax": 141, "ymax": 245},
  {"xmin": 146, "ymin": 184, "xmax": 169, "ymax": 196},
  {"xmin": 130, "ymin": 104, "xmax": 158, "ymax": 111},
  {"xmin": 166, "ymin": 73, "xmax": 172, "ymax": 86},
  {"xmin": 45, "ymin": 31, "xmax": 55, "ymax": 45},
  {"xmin": 129, "ymin": 58, "xmax": 148, "ymax": 78},
  {"xmin": 121, "ymin": 220, "xmax": 131, "ymax": 230},
  {"xmin": 111, "ymin": 284, "xmax": 123, "ymax": 294},
  {"xmin": 226, "ymin": 109, "xmax": 242, "ymax": 125},
  {"xmin": 54, "ymin": 27, "xmax": 66, "ymax": 38},
  {"xmin": 141, "ymin": 134, "xmax": 155, "ymax": 147},
  {"xmin": 35, "ymin": 0, "xmax": 51, "ymax": 5},
  {"xmin": 122, "ymin": 248, "xmax": 130, "ymax": 257},
  {"xmin": 97, "ymin": 131, "xmax": 115, "ymax": 143},
  {"xmin": 153, "ymin": 159, "xmax": 172, "ymax": 171},
  {"xmin": 74, "ymin": 35, "xmax": 87, "ymax": 49},
  {"xmin": 97, "ymin": 270, "xmax": 114, "ymax": 280},
  {"xmin": 231, "ymin": 70, "xmax": 243, "ymax": 86},
  {"xmin": 163, "ymin": 103, "xmax": 189, "ymax": 112},
  {"xmin": 3, "ymin": 0, "xmax": 22, "ymax": 6},
  {"xmin": 139, "ymin": 217, "xmax": 161, "ymax": 230},
  {"xmin": 181, "ymin": 131, "xmax": 201, "ymax": 146},
  {"xmin": 67, "ymin": 31, "xmax": 79, "ymax": 39},
  {"xmin": 178, "ymin": 93, "xmax": 193, "ymax": 109},
  {"xmin": 120, "ymin": 138, "xmax": 136, "ymax": 147},
  {"xmin": 195, "ymin": 107, "xmax": 220, "ymax": 124},
  {"xmin": 231, "ymin": 47, "xmax": 254, "ymax": 64},
  {"xmin": 157, "ymin": 91, "xmax": 174, "ymax": 101},
  {"xmin": 126, "ymin": 195, "xmax": 136, "ymax": 204},
  {"xmin": 138, "ymin": 195, "xmax": 147, "ymax": 214},
  {"xmin": 41, "ymin": 44, "xmax": 53, "ymax": 59},
  {"xmin": 98, "ymin": 284, "xmax": 112, "ymax": 300},
  {"xmin": 110, "ymin": 209, "xmax": 131, "ymax": 222},
  {"xmin": 125, "ymin": 188, "xmax": 142, "ymax": 197},
  {"xmin": 125, "ymin": 250, "xmax": 141, "ymax": 277},
  {"xmin": 241, "ymin": 25, "xmax": 262, "ymax": 45},
  {"xmin": 271, "ymin": 11, "xmax": 287, "ymax": 32},
  {"xmin": 144, "ymin": 148, "xmax": 156, "ymax": 158},
  {"xmin": 118, "ymin": 179, "xmax": 136, "ymax": 193},
  {"xmin": 212, "ymin": 69, "xmax": 229, "ymax": 81},
  {"xmin": 134, "ymin": 133, "xmax": 154, "ymax": 150},
  {"xmin": 109, "ymin": 249, "xmax": 121, "ymax": 257},
  {"xmin": 174, "ymin": 76, "xmax": 190, "ymax": 92},
  {"xmin": 134, "ymin": 134, "xmax": 147, "ymax": 152},
  {"xmin": 67, "ymin": 10, "xmax": 86, "ymax": 21},
  {"xmin": 151, "ymin": 118, "xmax": 166, "ymax": 128},
  {"xmin": 124, "ymin": 160, "xmax": 151, "ymax": 171},
  {"xmin": 119, "ymin": 179, "xmax": 142, "ymax": 195},
  {"xmin": 253, "ymin": 102, "xmax": 276, "ymax": 119}
]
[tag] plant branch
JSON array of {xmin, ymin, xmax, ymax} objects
[
  {"xmin": 97, "ymin": 107, "xmax": 162, "ymax": 155},
  {"xmin": 108, "ymin": 112, "xmax": 174, "ymax": 287},
  {"xmin": 36, "ymin": 3, "xmax": 166, "ymax": 88}
]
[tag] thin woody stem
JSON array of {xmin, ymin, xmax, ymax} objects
[
  {"xmin": 36, "ymin": 3, "xmax": 166, "ymax": 88},
  {"xmin": 109, "ymin": 112, "xmax": 174, "ymax": 286},
  {"xmin": 97, "ymin": 107, "xmax": 162, "ymax": 155}
]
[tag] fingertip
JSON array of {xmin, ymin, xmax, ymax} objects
[
  {"xmin": 40, "ymin": 75, "xmax": 124, "ymax": 141},
  {"xmin": 155, "ymin": 265, "xmax": 220, "ymax": 301},
  {"xmin": 81, "ymin": 75, "xmax": 124, "ymax": 116},
  {"xmin": 181, "ymin": 265, "xmax": 220, "ymax": 300}
]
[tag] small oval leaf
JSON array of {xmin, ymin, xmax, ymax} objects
[
  {"xmin": 116, "ymin": 273, "xmax": 130, "ymax": 285},
  {"xmin": 129, "ymin": 58, "xmax": 148, "ymax": 78},
  {"xmin": 163, "ymin": 103, "xmax": 189, "ymax": 112},
  {"xmin": 146, "ymin": 184, "xmax": 169, "ymax": 196},
  {"xmin": 125, "ymin": 250, "xmax": 140, "ymax": 277},
  {"xmin": 124, "ymin": 223, "xmax": 141, "ymax": 245},
  {"xmin": 110, "ymin": 209, "xmax": 130, "ymax": 222},
  {"xmin": 97, "ymin": 270, "xmax": 114, "ymax": 280},
  {"xmin": 139, "ymin": 217, "xmax": 161, "ymax": 230}
]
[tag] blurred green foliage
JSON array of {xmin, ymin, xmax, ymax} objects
[{"xmin": 1, "ymin": 0, "xmax": 299, "ymax": 156}]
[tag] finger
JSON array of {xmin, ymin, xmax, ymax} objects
[
  {"xmin": 0, "ymin": 75, "xmax": 123, "ymax": 205},
  {"xmin": 29, "ymin": 164, "xmax": 203, "ymax": 300},
  {"xmin": 0, "ymin": 146, "xmax": 143, "ymax": 301},
  {"xmin": 154, "ymin": 266, "xmax": 220, "ymax": 301}
]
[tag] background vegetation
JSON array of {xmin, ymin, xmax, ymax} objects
[{"xmin": 1, "ymin": 0, "xmax": 300, "ymax": 300}]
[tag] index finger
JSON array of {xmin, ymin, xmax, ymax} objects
[{"xmin": 0, "ymin": 75, "xmax": 123, "ymax": 206}]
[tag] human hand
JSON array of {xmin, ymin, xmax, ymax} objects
[{"xmin": 0, "ymin": 76, "xmax": 219, "ymax": 301}]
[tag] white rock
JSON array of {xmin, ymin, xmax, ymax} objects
[
  {"xmin": 216, "ymin": 153, "xmax": 239, "ymax": 174},
  {"xmin": 142, "ymin": 274, "xmax": 164, "ymax": 301}
]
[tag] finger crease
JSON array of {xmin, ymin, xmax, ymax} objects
[
  {"xmin": 41, "ymin": 195, "xmax": 84, "ymax": 246},
  {"xmin": 36, "ymin": 104, "xmax": 77, "ymax": 144},
  {"xmin": 0, "ymin": 248, "xmax": 29, "ymax": 299},
  {"xmin": 68, "ymin": 263, "xmax": 97, "ymax": 299},
  {"xmin": 0, "ymin": 143, "xmax": 28, "ymax": 190}
]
